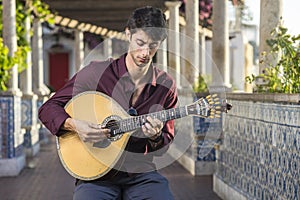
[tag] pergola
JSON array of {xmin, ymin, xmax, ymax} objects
[
  {"xmin": 43, "ymin": 0, "xmax": 170, "ymax": 39},
  {"xmin": 43, "ymin": 0, "xmax": 167, "ymax": 32}
]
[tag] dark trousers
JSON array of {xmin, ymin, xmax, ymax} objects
[{"xmin": 73, "ymin": 171, "xmax": 174, "ymax": 200}]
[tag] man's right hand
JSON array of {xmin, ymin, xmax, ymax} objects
[{"xmin": 63, "ymin": 118, "xmax": 110, "ymax": 143}]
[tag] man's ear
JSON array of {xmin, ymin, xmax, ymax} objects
[{"xmin": 125, "ymin": 28, "xmax": 131, "ymax": 41}]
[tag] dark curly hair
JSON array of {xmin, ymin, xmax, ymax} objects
[{"xmin": 126, "ymin": 6, "xmax": 168, "ymax": 41}]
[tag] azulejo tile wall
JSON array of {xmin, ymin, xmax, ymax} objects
[
  {"xmin": 216, "ymin": 99, "xmax": 300, "ymax": 200},
  {"xmin": 0, "ymin": 95, "xmax": 23, "ymax": 158},
  {"xmin": 194, "ymin": 116, "xmax": 221, "ymax": 161},
  {"xmin": 173, "ymin": 93, "xmax": 222, "ymax": 167},
  {"xmin": 193, "ymin": 94, "xmax": 223, "ymax": 162},
  {"xmin": 21, "ymin": 96, "xmax": 39, "ymax": 148}
]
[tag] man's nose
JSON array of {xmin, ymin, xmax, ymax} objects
[{"xmin": 141, "ymin": 46, "xmax": 150, "ymax": 56}]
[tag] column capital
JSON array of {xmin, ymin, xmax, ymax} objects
[{"xmin": 165, "ymin": 1, "xmax": 182, "ymax": 9}]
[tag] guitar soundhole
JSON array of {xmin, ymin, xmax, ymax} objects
[
  {"xmin": 103, "ymin": 115, "xmax": 123, "ymax": 141},
  {"xmin": 105, "ymin": 119, "xmax": 120, "ymax": 136},
  {"xmin": 92, "ymin": 118, "xmax": 122, "ymax": 148}
]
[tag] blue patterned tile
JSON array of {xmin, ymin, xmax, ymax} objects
[
  {"xmin": 216, "ymin": 99, "xmax": 300, "ymax": 200},
  {"xmin": 0, "ymin": 95, "xmax": 23, "ymax": 158},
  {"xmin": 21, "ymin": 99, "xmax": 33, "ymax": 127}
]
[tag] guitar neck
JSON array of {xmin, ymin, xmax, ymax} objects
[
  {"xmin": 110, "ymin": 94, "xmax": 226, "ymax": 136},
  {"xmin": 119, "ymin": 106, "xmax": 188, "ymax": 133}
]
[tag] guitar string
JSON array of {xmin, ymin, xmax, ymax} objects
[
  {"xmin": 101, "ymin": 95, "xmax": 222, "ymax": 130},
  {"xmin": 102, "ymin": 103, "xmax": 220, "ymax": 130}
]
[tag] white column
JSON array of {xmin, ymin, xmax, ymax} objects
[
  {"xmin": 20, "ymin": 16, "xmax": 33, "ymax": 95},
  {"xmin": 2, "ymin": 0, "xmax": 20, "ymax": 94},
  {"xmin": 32, "ymin": 18, "xmax": 50, "ymax": 96},
  {"xmin": 185, "ymin": 0, "xmax": 199, "ymax": 85},
  {"xmin": 156, "ymin": 40, "xmax": 168, "ymax": 72},
  {"xmin": 74, "ymin": 29, "xmax": 84, "ymax": 72},
  {"xmin": 199, "ymin": 33, "xmax": 206, "ymax": 75},
  {"xmin": 104, "ymin": 37, "xmax": 113, "ymax": 59},
  {"xmin": 212, "ymin": 0, "xmax": 231, "ymax": 89},
  {"xmin": 20, "ymin": 15, "xmax": 39, "ymax": 159},
  {"xmin": 259, "ymin": 0, "xmax": 282, "ymax": 74},
  {"xmin": 165, "ymin": 1, "xmax": 182, "ymax": 88}
]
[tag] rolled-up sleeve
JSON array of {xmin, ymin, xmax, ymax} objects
[{"xmin": 38, "ymin": 76, "xmax": 76, "ymax": 136}]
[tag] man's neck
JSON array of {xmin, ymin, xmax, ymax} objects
[{"xmin": 125, "ymin": 55, "xmax": 151, "ymax": 86}]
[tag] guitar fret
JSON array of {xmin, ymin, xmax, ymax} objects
[
  {"xmin": 176, "ymin": 108, "xmax": 180, "ymax": 118},
  {"xmin": 129, "ymin": 118, "xmax": 134, "ymax": 130},
  {"xmin": 122, "ymin": 120, "xmax": 125, "ymax": 131},
  {"xmin": 134, "ymin": 117, "xmax": 140, "ymax": 129},
  {"xmin": 161, "ymin": 111, "xmax": 166, "ymax": 122},
  {"xmin": 141, "ymin": 116, "xmax": 146, "ymax": 125},
  {"xmin": 137, "ymin": 116, "xmax": 142, "ymax": 127},
  {"xmin": 132, "ymin": 118, "xmax": 135, "ymax": 130},
  {"xmin": 166, "ymin": 110, "xmax": 170, "ymax": 120},
  {"xmin": 170, "ymin": 109, "xmax": 174, "ymax": 119},
  {"xmin": 180, "ymin": 106, "xmax": 188, "ymax": 118}
]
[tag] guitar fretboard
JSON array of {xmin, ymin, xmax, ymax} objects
[{"xmin": 119, "ymin": 106, "xmax": 188, "ymax": 133}]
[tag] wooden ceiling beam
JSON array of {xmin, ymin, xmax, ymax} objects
[
  {"xmin": 56, "ymin": 10, "xmax": 133, "ymax": 18},
  {"xmin": 43, "ymin": 0, "xmax": 166, "ymax": 10}
]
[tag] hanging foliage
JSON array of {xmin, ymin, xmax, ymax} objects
[
  {"xmin": 0, "ymin": 0, "xmax": 53, "ymax": 91},
  {"xmin": 179, "ymin": 0, "xmax": 213, "ymax": 28}
]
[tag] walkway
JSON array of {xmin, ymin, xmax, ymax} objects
[{"xmin": 0, "ymin": 136, "xmax": 221, "ymax": 200}]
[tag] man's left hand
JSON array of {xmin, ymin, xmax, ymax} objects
[{"xmin": 142, "ymin": 116, "xmax": 163, "ymax": 140}]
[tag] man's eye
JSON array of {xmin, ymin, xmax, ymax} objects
[
  {"xmin": 149, "ymin": 44, "xmax": 158, "ymax": 49},
  {"xmin": 137, "ymin": 41, "xmax": 145, "ymax": 47}
]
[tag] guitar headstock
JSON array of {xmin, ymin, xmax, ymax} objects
[{"xmin": 187, "ymin": 94, "xmax": 232, "ymax": 118}]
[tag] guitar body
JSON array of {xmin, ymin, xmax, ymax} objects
[
  {"xmin": 56, "ymin": 91, "xmax": 132, "ymax": 181},
  {"xmin": 55, "ymin": 91, "xmax": 230, "ymax": 181}
]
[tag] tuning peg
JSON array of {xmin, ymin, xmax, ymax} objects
[
  {"xmin": 209, "ymin": 114, "xmax": 220, "ymax": 118},
  {"xmin": 214, "ymin": 98, "xmax": 220, "ymax": 102}
]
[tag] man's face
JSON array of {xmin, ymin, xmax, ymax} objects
[{"xmin": 127, "ymin": 29, "xmax": 161, "ymax": 68}]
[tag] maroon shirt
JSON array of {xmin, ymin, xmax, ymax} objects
[{"xmin": 38, "ymin": 54, "xmax": 178, "ymax": 155}]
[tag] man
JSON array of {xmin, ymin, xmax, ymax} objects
[{"xmin": 39, "ymin": 6, "xmax": 177, "ymax": 200}]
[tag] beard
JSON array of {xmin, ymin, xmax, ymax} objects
[{"xmin": 129, "ymin": 51, "xmax": 151, "ymax": 68}]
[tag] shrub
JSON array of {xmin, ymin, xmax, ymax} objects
[{"xmin": 246, "ymin": 25, "xmax": 300, "ymax": 93}]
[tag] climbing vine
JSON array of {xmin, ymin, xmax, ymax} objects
[{"xmin": 0, "ymin": 0, "xmax": 53, "ymax": 91}]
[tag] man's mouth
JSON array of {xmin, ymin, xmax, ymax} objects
[{"xmin": 139, "ymin": 57, "xmax": 149, "ymax": 63}]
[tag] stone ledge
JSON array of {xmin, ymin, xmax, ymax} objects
[
  {"xmin": 0, "ymin": 154, "xmax": 26, "ymax": 177},
  {"xmin": 226, "ymin": 93, "xmax": 300, "ymax": 104},
  {"xmin": 213, "ymin": 175, "xmax": 247, "ymax": 200}
]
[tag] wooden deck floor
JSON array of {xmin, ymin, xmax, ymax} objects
[{"xmin": 0, "ymin": 137, "xmax": 221, "ymax": 200}]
